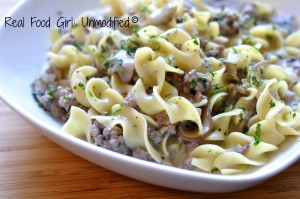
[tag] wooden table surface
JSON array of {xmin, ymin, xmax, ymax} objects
[{"xmin": 1, "ymin": 1, "xmax": 300, "ymax": 198}]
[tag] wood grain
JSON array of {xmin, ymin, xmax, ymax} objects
[{"xmin": 1, "ymin": 1, "xmax": 300, "ymax": 198}]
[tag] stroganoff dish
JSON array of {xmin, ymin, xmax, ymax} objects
[{"xmin": 32, "ymin": 0, "xmax": 300, "ymax": 174}]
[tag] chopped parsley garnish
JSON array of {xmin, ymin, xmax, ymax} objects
[
  {"xmin": 97, "ymin": 52, "xmax": 106, "ymax": 60},
  {"xmin": 242, "ymin": 17, "xmax": 256, "ymax": 29},
  {"xmin": 189, "ymin": 78, "xmax": 197, "ymax": 90},
  {"xmin": 132, "ymin": 26, "xmax": 140, "ymax": 37},
  {"xmin": 251, "ymin": 76, "xmax": 261, "ymax": 88},
  {"xmin": 120, "ymin": 39, "xmax": 140, "ymax": 55},
  {"xmin": 78, "ymin": 82, "xmax": 85, "ymax": 90},
  {"xmin": 165, "ymin": 93, "xmax": 173, "ymax": 98},
  {"xmin": 244, "ymin": 35, "xmax": 254, "ymax": 44},
  {"xmin": 73, "ymin": 41, "xmax": 82, "ymax": 51},
  {"xmin": 113, "ymin": 103, "xmax": 124, "ymax": 115},
  {"xmin": 101, "ymin": 45, "xmax": 109, "ymax": 53},
  {"xmin": 193, "ymin": 39, "xmax": 199, "ymax": 45},
  {"xmin": 269, "ymin": 100, "xmax": 275, "ymax": 108},
  {"xmin": 221, "ymin": 99, "xmax": 230, "ymax": 112},
  {"xmin": 141, "ymin": 77, "xmax": 146, "ymax": 87},
  {"xmin": 243, "ymin": 67, "xmax": 248, "ymax": 77},
  {"xmin": 104, "ymin": 58, "xmax": 123, "ymax": 71},
  {"xmin": 149, "ymin": 35, "xmax": 157, "ymax": 39},
  {"xmin": 48, "ymin": 89, "xmax": 56, "ymax": 102},
  {"xmin": 138, "ymin": 4, "xmax": 150, "ymax": 13},
  {"xmin": 293, "ymin": 113, "xmax": 297, "ymax": 118},
  {"xmin": 265, "ymin": 33, "xmax": 273, "ymax": 40},
  {"xmin": 212, "ymin": 85, "xmax": 227, "ymax": 94},
  {"xmin": 254, "ymin": 123, "xmax": 262, "ymax": 146},
  {"xmin": 119, "ymin": 66, "xmax": 126, "ymax": 76},
  {"xmin": 88, "ymin": 90, "xmax": 94, "ymax": 97},
  {"xmin": 211, "ymin": 167, "xmax": 218, "ymax": 173},
  {"xmin": 104, "ymin": 60, "xmax": 112, "ymax": 70},
  {"xmin": 63, "ymin": 95, "xmax": 71, "ymax": 100},
  {"xmin": 238, "ymin": 108, "xmax": 246, "ymax": 121}
]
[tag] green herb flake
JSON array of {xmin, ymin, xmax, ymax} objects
[
  {"xmin": 254, "ymin": 123, "xmax": 262, "ymax": 146},
  {"xmin": 269, "ymin": 100, "xmax": 275, "ymax": 108},
  {"xmin": 120, "ymin": 39, "xmax": 140, "ymax": 55},
  {"xmin": 251, "ymin": 76, "xmax": 261, "ymax": 88},
  {"xmin": 132, "ymin": 26, "xmax": 140, "ymax": 37},
  {"xmin": 138, "ymin": 4, "xmax": 150, "ymax": 13},
  {"xmin": 149, "ymin": 35, "xmax": 157, "ymax": 39},
  {"xmin": 165, "ymin": 93, "xmax": 173, "ymax": 98},
  {"xmin": 189, "ymin": 78, "xmax": 197, "ymax": 90},
  {"xmin": 73, "ymin": 41, "xmax": 82, "ymax": 51},
  {"xmin": 239, "ymin": 108, "xmax": 246, "ymax": 121},
  {"xmin": 101, "ymin": 45, "xmax": 109, "ymax": 53},
  {"xmin": 265, "ymin": 33, "xmax": 273, "ymax": 40},
  {"xmin": 293, "ymin": 113, "xmax": 297, "ymax": 118},
  {"xmin": 88, "ymin": 90, "xmax": 94, "ymax": 97},
  {"xmin": 48, "ymin": 89, "xmax": 56, "ymax": 102},
  {"xmin": 63, "ymin": 95, "xmax": 71, "ymax": 100},
  {"xmin": 211, "ymin": 167, "xmax": 218, "ymax": 173},
  {"xmin": 193, "ymin": 39, "xmax": 199, "ymax": 45},
  {"xmin": 78, "ymin": 82, "xmax": 85, "ymax": 90},
  {"xmin": 141, "ymin": 77, "xmax": 146, "ymax": 87},
  {"xmin": 113, "ymin": 103, "xmax": 124, "ymax": 115},
  {"xmin": 212, "ymin": 85, "xmax": 227, "ymax": 94},
  {"xmin": 209, "ymin": 70, "xmax": 216, "ymax": 77}
]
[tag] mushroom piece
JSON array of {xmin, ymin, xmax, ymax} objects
[
  {"xmin": 150, "ymin": 3, "xmax": 177, "ymax": 25},
  {"xmin": 105, "ymin": 50, "xmax": 135, "ymax": 83},
  {"xmin": 177, "ymin": 107, "xmax": 213, "ymax": 142}
]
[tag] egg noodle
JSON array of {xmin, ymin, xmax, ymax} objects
[{"xmin": 33, "ymin": 0, "xmax": 300, "ymax": 174}]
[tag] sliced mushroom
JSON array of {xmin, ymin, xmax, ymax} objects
[
  {"xmin": 177, "ymin": 107, "xmax": 213, "ymax": 142},
  {"xmin": 150, "ymin": 3, "xmax": 177, "ymax": 25},
  {"xmin": 105, "ymin": 50, "xmax": 135, "ymax": 83}
]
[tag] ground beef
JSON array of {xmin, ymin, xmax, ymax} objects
[
  {"xmin": 199, "ymin": 39, "xmax": 225, "ymax": 58},
  {"xmin": 145, "ymin": 112, "xmax": 176, "ymax": 151},
  {"xmin": 284, "ymin": 90, "xmax": 300, "ymax": 111},
  {"xmin": 180, "ymin": 142, "xmax": 198, "ymax": 170},
  {"xmin": 210, "ymin": 8, "xmax": 240, "ymax": 37},
  {"xmin": 156, "ymin": 112, "xmax": 176, "ymax": 135},
  {"xmin": 182, "ymin": 69, "xmax": 211, "ymax": 103},
  {"xmin": 91, "ymin": 122, "xmax": 132, "ymax": 156},
  {"xmin": 165, "ymin": 73, "xmax": 184, "ymax": 91},
  {"xmin": 124, "ymin": 93, "xmax": 137, "ymax": 108},
  {"xmin": 167, "ymin": 140, "xmax": 198, "ymax": 170},
  {"xmin": 278, "ymin": 57, "xmax": 300, "ymax": 77},
  {"xmin": 33, "ymin": 75, "xmax": 81, "ymax": 121},
  {"xmin": 147, "ymin": 124, "xmax": 163, "ymax": 149},
  {"xmin": 132, "ymin": 147, "xmax": 154, "ymax": 161},
  {"xmin": 57, "ymin": 86, "xmax": 80, "ymax": 111}
]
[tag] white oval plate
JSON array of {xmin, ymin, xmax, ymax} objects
[{"xmin": 1, "ymin": 0, "xmax": 300, "ymax": 193}]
